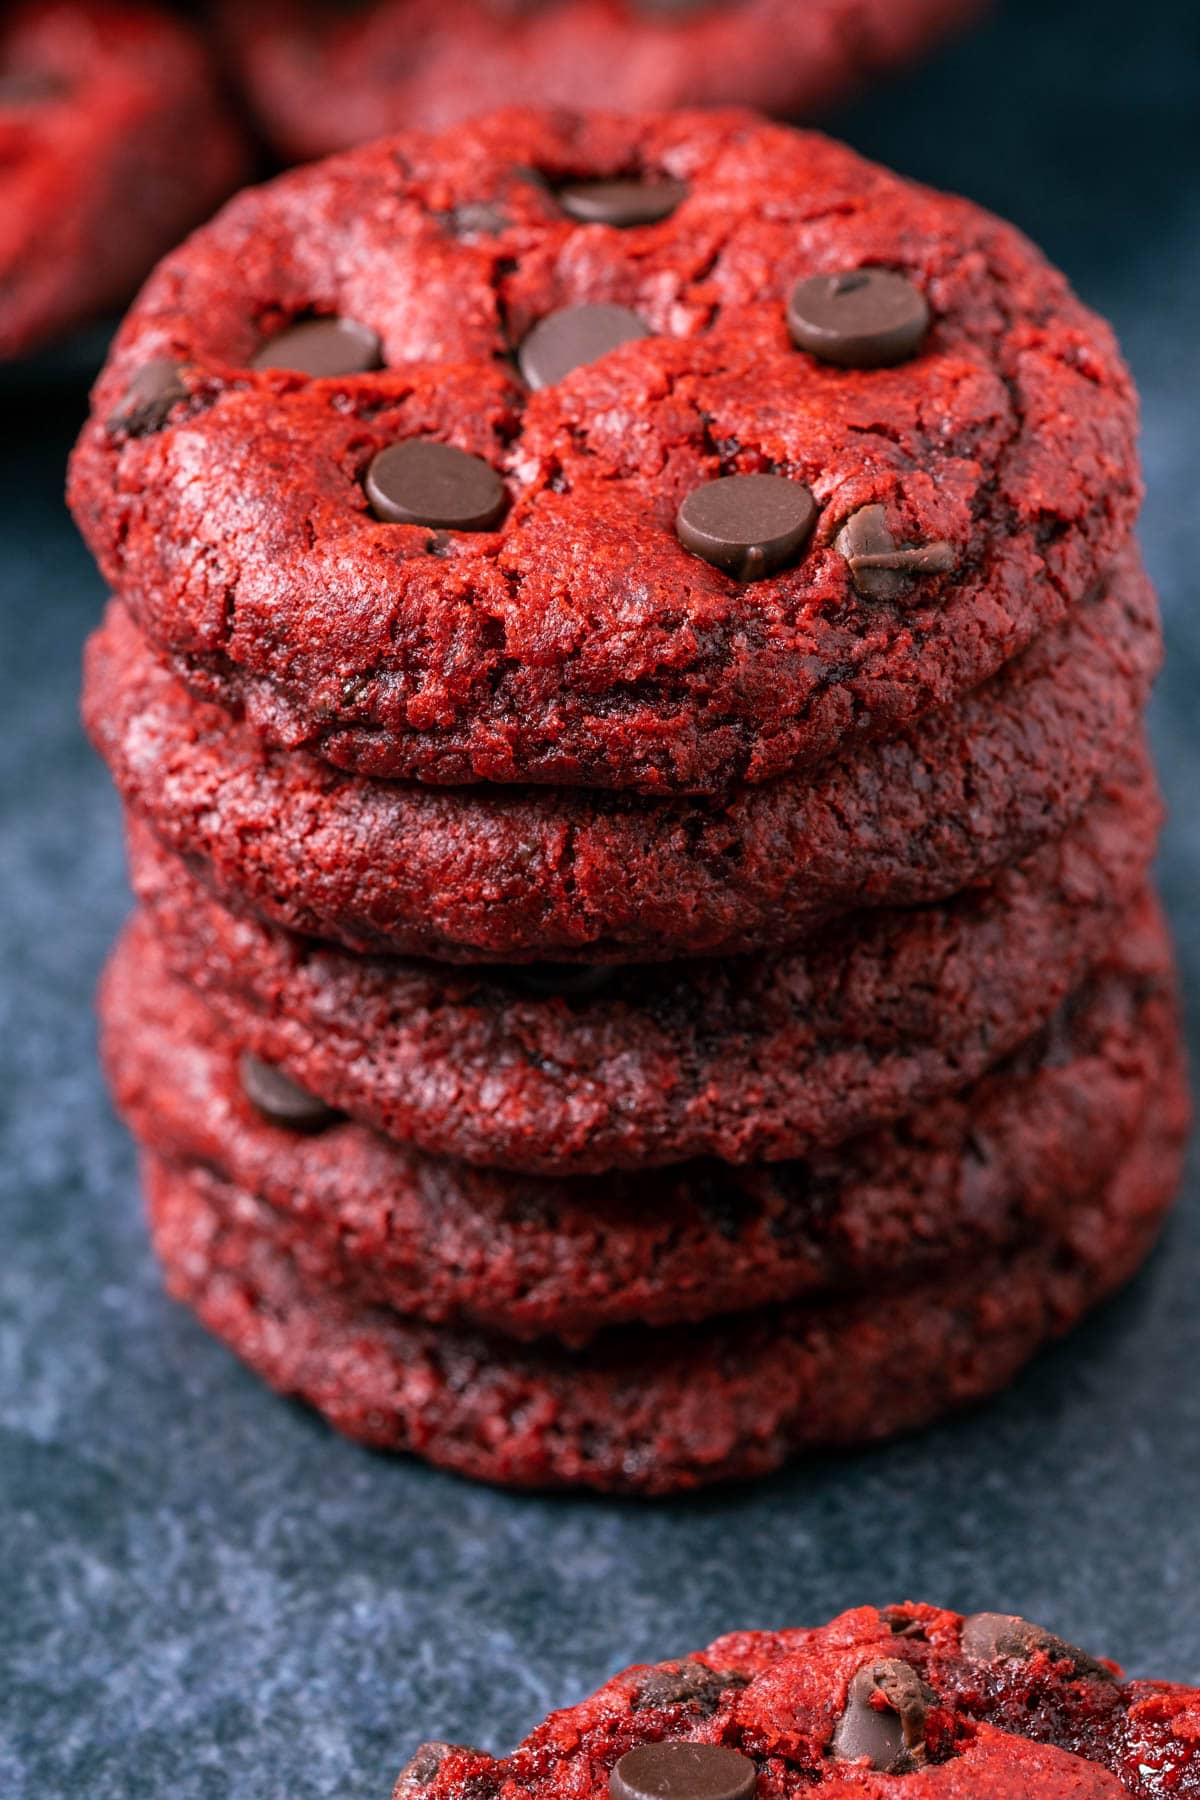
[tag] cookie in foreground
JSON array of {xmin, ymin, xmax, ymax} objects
[{"xmin": 390, "ymin": 1603, "xmax": 1199, "ymax": 1799}]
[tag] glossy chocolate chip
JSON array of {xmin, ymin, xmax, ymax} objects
[
  {"xmin": 831, "ymin": 1660, "xmax": 935, "ymax": 1773},
  {"xmin": 960, "ymin": 1614, "xmax": 1112, "ymax": 1679},
  {"xmin": 252, "ymin": 317, "xmax": 382, "ymax": 377},
  {"xmin": 238, "ymin": 1054, "xmax": 341, "ymax": 1133},
  {"xmin": 518, "ymin": 302, "xmax": 650, "ymax": 390},
  {"xmin": 610, "ymin": 1743, "xmax": 758, "ymax": 1800},
  {"xmin": 106, "ymin": 360, "xmax": 189, "ymax": 437},
  {"xmin": 366, "ymin": 441, "xmax": 507, "ymax": 531},
  {"xmin": 788, "ymin": 269, "xmax": 930, "ymax": 368},
  {"xmin": 504, "ymin": 964, "xmax": 618, "ymax": 1000},
  {"xmin": 677, "ymin": 474, "xmax": 817, "ymax": 581},
  {"xmin": 557, "ymin": 177, "xmax": 688, "ymax": 227},
  {"xmin": 393, "ymin": 1743, "xmax": 488, "ymax": 1796},
  {"xmin": 633, "ymin": 1663, "xmax": 748, "ymax": 1715},
  {"xmin": 836, "ymin": 504, "xmax": 955, "ymax": 600}
]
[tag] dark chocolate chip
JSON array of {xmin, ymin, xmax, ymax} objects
[
  {"xmin": 366, "ymin": 440, "xmax": 507, "ymax": 531},
  {"xmin": 0, "ymin": 69, "xmax": 64, "ymax": 104},
  {"xmin": 788, "ymin": 269, "xmax": 930, "ymax": 368},
  {"xmin": 518, "ymin": 303, "xmax": 650, "ymax": 390},
  {"xmin": 252, "ymin": 317, "xmax": 382, "ymax": 377},
  {"xmin": 633, "ymin": 1663, "xmax": 748, "ymax": 1715},
  {"xmin": 677, "ymin": 473, "xmax": 817, "ymax": 581},
  {"xmin": 557, "ymin": 177, "xmax": 688, "ymax": 228},
  {"xmin": 440, "ymin": 201, "xmax": 511, "ymax": 239},
  {"xmin": 107, "ymin": 359, "xmax": 189, "ymax": 437},
  {"xmin": 238, "ymin": 1054, "xmax": 341, "ymax": 1133},
  {"xmin": 836, "ymin": 504, "xmax": 955, "ymax": 600},
  {"xmin": 831, "ymin": 1660, "xmax": 936, "ymax": 1773},
  {"xmin": 394, "ymin": 1743, "xmax": 488, "ymax": 1797},
  {"xmin": 960, "ymin": 1615, "xmax": 1112, "ymax": 1680},
  {"xmin": 504, "ymin": 964, "xmax": 618, "ymax": 1000},
  {"xmin": 610, "ymin": 1743, "xmax": 758, "ymax": 1800},
  {"xmin": 630, "ymin": 0, "xmax": 714, "ymax": 13}
]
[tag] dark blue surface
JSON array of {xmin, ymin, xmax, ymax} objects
[{"xmin": 2, "ymin": 2, "xmax": 1198, "ymax": 1794}]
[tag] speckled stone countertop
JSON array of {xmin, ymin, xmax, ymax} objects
[{"xmin": 1, "ymin": 0, "xmax": 1197, "ymax": 1792}]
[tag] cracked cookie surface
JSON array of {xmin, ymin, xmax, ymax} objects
[
  {"xmin": 82, "ymin": 553, "xmax": 1160, "ymax": 963},
  {"xmin": 68, "ymin": 109, "xmax": 1139, "ymax": 793},
  {"xmin": 102, "ymin": 895, "xmax": 1184, "ymax": 1344},
  {"xmin": 388, "ymin": 1603, "xmax": 1200, "ymax": 1793}
]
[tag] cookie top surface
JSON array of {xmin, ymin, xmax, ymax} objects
[
  {"xmin": 126, "ymin": 748, "xmax": 1160, "ymax": 1175},
  {"xmin": 103, "ymin": 893, "xmax": 1179, "ymax": 1340},
  {"xmin": 389, "ymin": 1605, "xmax": 1200, "ymax": 1796},
  {"xmin": 223, "ymin": 2, "xmax": 981, "ymax": 162},
  {"xmin": 69, "ymin": 108, "xmax": 1140, "ymax": 793},
  {"xmin": 82, "ymin": 556, "xmax": 1161, "ymax": 964},
  {"xmin": 0, "ymin": 2, "xmax": 244, "ymax": 359}
]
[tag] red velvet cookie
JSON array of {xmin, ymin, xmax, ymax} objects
[
  {"xmin": 388, "ymin": 1603, "xmax": 1200, "ymax": 1796},
  {"xmin": 124, "ymin": 746, "xmax": 1161, "ymax": 1175},
  {"xmin": 68, "ymin": 109, "xmax": 1139, "ymax": 794},
  {"xmin": 0, "ymin": 2, "xmax": 244, "ymax": 359},
  {"xmin": 142, "ymin": 1053, "xmax": 1187, "ymax": 1491},
  {"xmin": 222, "ymin": 3, "xmax": 982, "ymax": 163},
  {"xmin": 101, "ymin": 896, "xmax": 1183, "ymax": 1343},
  {"xmin": 82, "ymin": 556, "xmax": 1160, "ymax": 964}
]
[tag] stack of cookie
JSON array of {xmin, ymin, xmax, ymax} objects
[{"xmin": 72, "ymin": 109, "xmax": 1188, "ymax": 1494}]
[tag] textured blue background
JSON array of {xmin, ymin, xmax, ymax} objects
[{"xmin": 2, "ymin": 1, "xmax": 1198, "ymax": 1793}]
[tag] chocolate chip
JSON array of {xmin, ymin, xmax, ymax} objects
[
  {"xmin": 107, "ymin": 359, "xmax": 189, "ymax": 437},
  {"xmin": 504, "ymin": 964, "xmax": 618, "ymax": 1000},
  {"xmin": 630, "ymin": 0, "xmax": 713, "ymax": 12},
  {"xmin": 518, "ymin": 302, "xmax": 650, "ymax": 390},
  {"xmin": 633, "ymin": 1663, "xmax": 748, "ymax": 1715},
  {"xmin": 677, "ymin": 473, "xmax": 817, "ymax": 581},
  {"xmin": 960, "ymin": 1615, "xmax": 1112, "ymax": 1680},
  {"xmin": 557, "ymin": 178, "xmax": 688, "ymax": 228},
  {"xmin": 440, "ymin": 201, "xmax": 510, "ymax": 239},
  {"xmin": 610, "ymin": 1743, "xmax": 758, "ymax": 1800},
  {"xmin": 788, "ymin": 269, "xmax": 930, "ymax": 368},
  {"xmin": 831, "ymin": 1660, "xmax": 936, "ymax": 1773},
  {"xmin": 365, "ymin": 441, "xmax": 507, "ymax": 531},
  {"xmin": 252, "ymin": 318, "xmax": 382, "ymax": 377},
  {"xmin": 394, "ymin": 1743, "xmax": 488, "ymax": 1797},
  {"xmin": 238, "ymin": 1054, "xmax": 341, "ymax": 1133},
  {"xmin": 0, "ymin": 69, "xmax": 63, "ymax": 104},
  {"xmin": 836, "ymin": 504, "xmax": 955, "ymax": 600}
]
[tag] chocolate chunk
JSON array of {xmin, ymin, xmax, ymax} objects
[
  {"xmin": 677, "ymin": 474, "xmax": 817, "ymax": 581},
  {"xmin": 610, "ymin": 1743, "xmax": 758, "ymax": 1800},
  {"xmin": 633, "ymin": 1662, "xmax": 748, "ymax": 1714},
  {"xmin": 518, "ymin": 302, "xmax": 650, "ymax": 390},
  {"xmin": 107, "ymin": 360, "xmax": 189, "ymax": 437},
  {"xmin": 557, "ymin": 178, "xmax": 688, "ymax": 228},
  {"xmin": 788, "ymin": 269, "xmax": 930, "ymax": 368},
  {"xmin": 252, "ymin": 318, "xmax": 382, "ymax": 377},
  {"xmin": 366, "ymin": 440, "xmax": 507, "ymax": 531},
  {"xmin": 504, "ymin": 964, "xmax": 618, "ymax": 1000},
  {"xmin": 238, "ymin": 1054, "xmax": 341, "ymax": 1133},
  {"xmin": 394, "ymin": 1743, "xmax": 487, "ymax": 1797},
  {"xmin": 836, "ymin": 504, "xmax": 955, "ymax": 600},
  {"xmin": 960, "ymin": 1614, "xmax": 1112, "ymax": 1679},
  {"xmin": 831, "ymin": 1660, "xmax": 936, "ymax": 1773}
]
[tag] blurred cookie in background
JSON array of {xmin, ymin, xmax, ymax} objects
[
  {"xmin": 0, "ymin": 1, "xmax": 245, "ymax": 360},
  {"xmin": 219, "ymin": 0, "xmax": 983, "ymax": 163}
]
